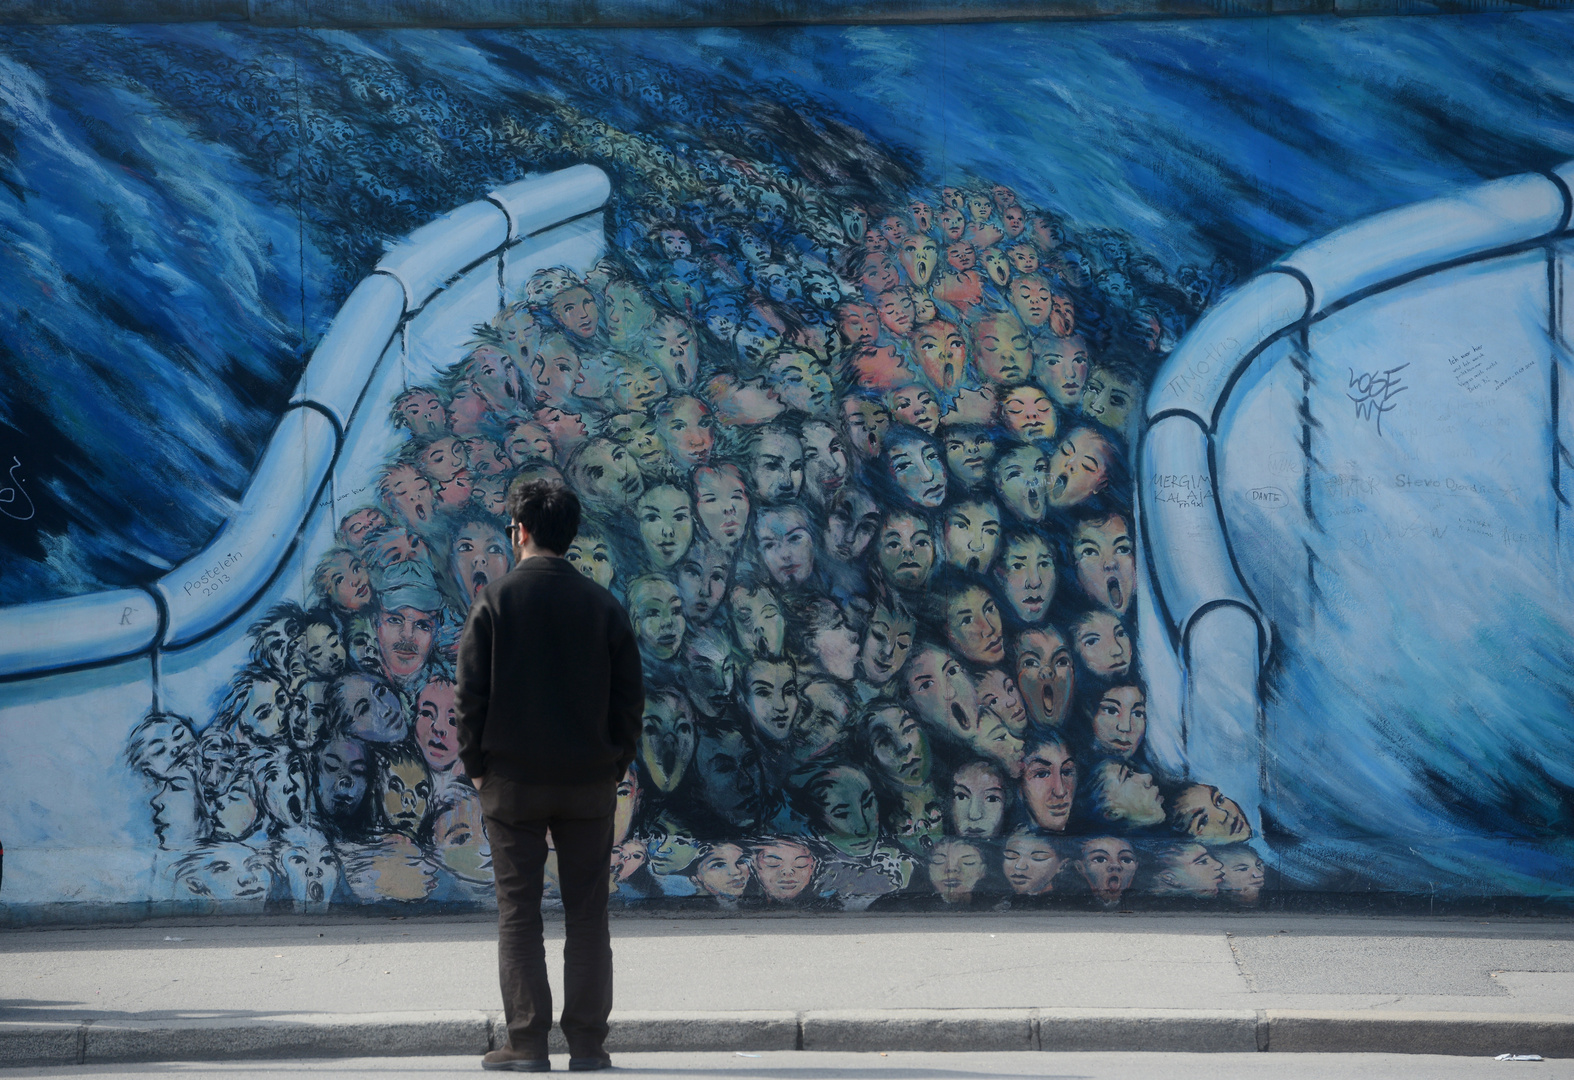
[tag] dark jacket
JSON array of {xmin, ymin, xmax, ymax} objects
[{"xmin": 456, "ymin": 555, "xmax": 644, "ymax": 786}]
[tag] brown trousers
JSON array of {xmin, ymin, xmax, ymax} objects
[{"xmin": 479, "ymin": 775, "xmax": 617, "ymax": 1057}]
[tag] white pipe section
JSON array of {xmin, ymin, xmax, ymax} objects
[{"xmin": 0, "ymin": 165, "xmax": 612, "ymax": 678}]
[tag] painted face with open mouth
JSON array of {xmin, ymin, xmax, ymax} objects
[
  {"xmin": 1073, "ymin": 513, "xmax": 1136, "ymax": 616},
  {"xmin": 1048, "ymin": 428, "xmax": 1115, "ymax": 509},
  {"xmin": 912, "ymin": 320, "xmax": 967, "ymax": 391},
  {"xmin": 1014, "ymin": 627, "xmax": 1076, "ymax": 728},
  {"xmin": 904, "ymin": 644, "xmax": 980, "ymax": 740},
  {"xmin": 1077, "ymin": 837, "xmax": 1137, "ymax": 904},
  {"xmin": 648, "ymin": 315, "xmax": 697, "ymax": 390},
  {"xmin": 450, "ymin": 520, "xmax": 510, "ymax": 606},
  {"xmin": 993, "ymin": 446, "xmax": 1050, "ymax": 523}
]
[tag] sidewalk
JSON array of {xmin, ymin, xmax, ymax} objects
[{"xmin": 2, "ymin": 912, "xmax": 1572, "ymax": 1066}]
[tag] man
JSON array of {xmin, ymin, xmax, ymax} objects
[{"xmin": 457, "ymin": 480, "xmax": 644, "ymax": 1072}]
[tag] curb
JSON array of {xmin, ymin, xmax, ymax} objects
[{"xmin": 2, "ymin": 1009, "xmax": 1571, "ymax": 1066}]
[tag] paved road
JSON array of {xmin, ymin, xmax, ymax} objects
[
  {"xmin": 0, "ymin": 1051, "xmax": 1567, "ymax": 1079},
  {"xmin": 6, "ymin": 912, "xmax": 1573, "ymax": 1020}
]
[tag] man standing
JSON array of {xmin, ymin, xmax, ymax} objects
[{"xmin": 457, "ymin": 480, "xmax": 644, "ymax": 1072}]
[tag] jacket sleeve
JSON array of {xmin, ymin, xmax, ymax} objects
[
  {"xmin": 455, "ymin": 595, "xmax": 495, "ymax": 780},
  {"xmin": 606, "ymin": 603, "xmax": 645, "ymax": 772}
]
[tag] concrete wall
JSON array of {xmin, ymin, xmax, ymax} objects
[{"xmin": 0, "ymin": 14, "xmax": 1571, "ymax": 920}]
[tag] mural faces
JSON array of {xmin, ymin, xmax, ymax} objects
[
  {"xmin": 841, "ymin": 396, "xmax": 890, "ymax": 459},
  {"xmin": 450, "ymin": 520, "xmax": 510, "ymax": 607},
  {"xmin": 1092, "ymin": 760, "xmax": 1165, "ymax": 829},
  {"xmin": 374, "ymin": 605, "xmax": 436, "ymax": 682},
  {"xmin": 565, "ymin": 532, "xmax": 615, "ymax": 589},
  {"xmin": 945, "ymin": 584, "xmax": 1006, "ymax": 666},
  {"xmin": 800, "ymin": 420, "xmax": 850, "ymax": 508},
  {"xmin": 905, "ymin": 643, "xmax": 980, "ymax": 740},
  {"xmin": 912, "ymin": 321, "xmax": 967, "ymax": 391},
  {"xmin": 1171, "ymin": 784, "xmax": 1252, "ymax": 842},
  {"xmin": 859, "ymin": 602, "xmax": 915, "ymax": 686},
  {"xmin": 415, "ymin": 678, "xmax": 460, "ymax": 774},
  {"xmin": 745, "ymin": 658, "xmax": 799, "ymax": 743},
  {"xmin": 888, "ymin": 386, "xmax": 940, "ymax": 436},
  {"xmin": 994, "ymin": 533, "xmax": 1055, "ymax": 624},
  {"xmin": 972, "ymin": 314, "xmax": 1032, "ymax": 387},
  {"xmin": 812, "ymin": 765, "xmax": 879, "ymax": 858},
  {"xmin": 1000, "ymin": 386, "xmax": 1058, "ymax": 443},
  {"xmin": 749, "ymin": 429, "xmax": 805, "ymax": 504},
  {"xmin": 655, "ymin": 396, "xmax": 715, "ymax": 469},
  {"xmin": 942, "ymin": 427, "xmax": 995, "ymax": 488},
  {"xmin": 942, "ymin": 499, "xmax": 1002, "ymax": 574},
  {"xmin": 675, "ymin": 542, "xmax": 730, "ymax": 624},
  {"xmin": 1082, "ymin": 366, "xmax": 1141, "ymax": 435}
]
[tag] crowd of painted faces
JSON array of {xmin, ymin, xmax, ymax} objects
[{"xmin": 125, "ymin": 179, "xmax": 1265, "ymax": 913}]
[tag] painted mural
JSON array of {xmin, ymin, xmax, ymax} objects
[{"xmin": 2, "ymin": 17, "xmax": 1573, "ymax": 915}]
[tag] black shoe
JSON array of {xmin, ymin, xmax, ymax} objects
[
  {"xmin": 483, "ymin": 1047, "xmax": 551, "ymax": 1071},
  {"xmin": 568, "ymin": 1055, "xmax": 612, "ymax": 1071}
]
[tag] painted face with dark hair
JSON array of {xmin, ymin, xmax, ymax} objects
[
  {"xmin": 551, "ymin": 285, "xmax": 599, "ymax": 340},
  {"xmin": 753, "ymin": 839, "xmax": 816, "ymax": 902},
  {"xmin": 898, "ymin": 234, "xmax": 939, "ymax": 287},
  {"xmin": 1171, "ymin": 784, "xmax": 1252, "ymax": 842},
  {"xmin": 994, "ymin": 532, "xmax": 1055, "ymax": 624},
  {"xmin": 768, "ymin": 350, "xmax": 835, "ymax": 416},
  {"xmin": 647, "ymin": 315, "xmax": 698, "ymax": 390},
  {"xmin": 695, "ymin": 728, "xmax": 761, "ymax": 828},
  {"xmin": 1001, "ymin": 386, "xmax": 1058, "ymax": 443},
  {"xmin": 929, "ymin": 838, "xmax": 985, "ymax": 903},
  {"xmin": 876, "ymin": 512, "xmax": 935, "ymax": 592},
  {"xmin": 565, "ymin": 533, "xmax": 614, "ymax": 589},
  {"xmin": 950, "ymin": 761, "xmax": 1006, "ymax": 838},
  {"xmin": 749, "ymin": 430, "xmax": 805, "ymax": 504},
  {"xmin": 415, "ymin": 679, "xmax": 460, "ymax": 773},
  {"xmin": 605, "ymin": 413, "xmax": 667, "ymax": 475},
  {"xmin": 1048, "ymin": 429, "xmax": 1115, "ymax": 509},
  {"xmin": 396, "ymin": 390, "xmax": 447, "ymax": 436},
  {"xmin": 942, "ymin": 499, "xmax": 1002, "ymax": 574},
  {"xmin": 837, "ymin": 302, "xmax": 880, "ymax": 349},
  {"xmin": 569, "ymin": 439, "xmax": 643, "ymax": 508},
  {"xmin": 973, "ymin": 315, "xmax": 1032, "ymax": 387},
  {"xmin": 1081, "ymin": 367, "xmax": 1141, "ymax": 435},
  {"xmin": 1073, "ymin": 611, "xmax": 1131, "ymax": 679},
  {"xmin": 1021, "ymin": 739, "xmax": 1076, "ymax": 832},
  {"xmin": 315, "ymin": 735, "xmax": 369, "ymax": 818},
  {"xmin": 632, "ymin": 578, "xmax": 686, "ymax": 661},
  {"xmin": 1073, "ymin": 515, "xmax": 1136, "ymax": 616},
  {"xmin": 945, "ymin": 584, "xmax": 1006, "ymax": 666},
  {"xmin": 885, "ymin": 430, "xmax": 946, "ymax": 508},
  {"xmin": 682, "ymin": 630, "xmax": 738, "ymax": 719},
  {"xmin": 1036, "ymin": 334, "xmax": 1092, "ymax": 409},
  {"xmin": 676, "ymin": 544, "xmax": 731, "ymax": 625},
  {"xmin": 637, "ymin": 485, "xmax": 695, "ymax": 570}
]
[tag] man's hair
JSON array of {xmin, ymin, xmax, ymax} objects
[{"xmin": 506, "ymin": 478, "xmax": 581, "ymax": 555}]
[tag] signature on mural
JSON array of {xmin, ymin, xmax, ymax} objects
[
  {"xmin": 0, "ymin": 457, "xmax": 35, "ymax": 522},
  {"xmin": 1348, "ymin": 363, "xmax": 1409, "ymax": 436}
]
